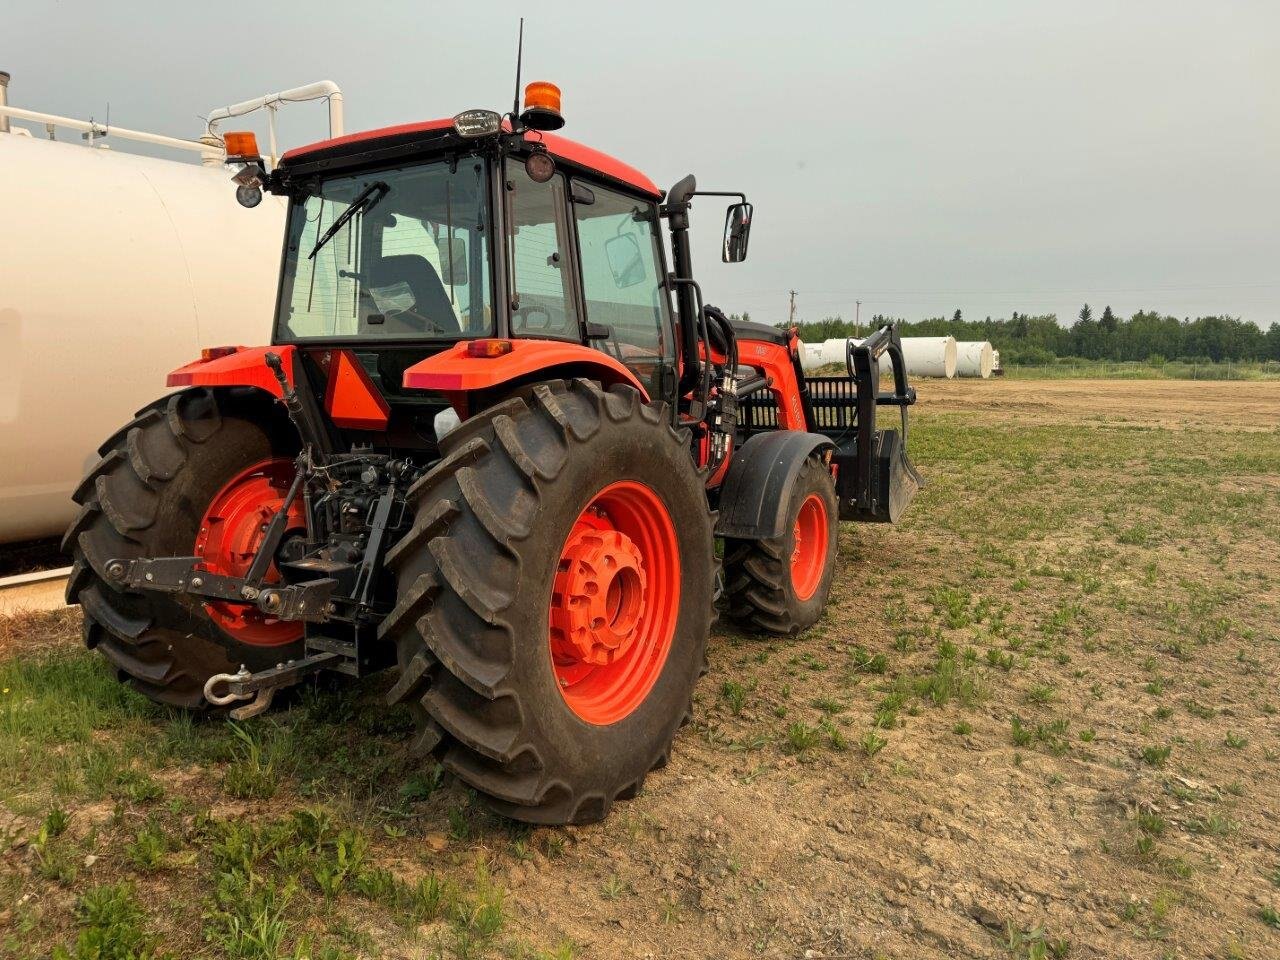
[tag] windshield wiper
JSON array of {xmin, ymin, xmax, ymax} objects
[{"xmin": 308, "ymin": 181, "xmax": 389, "ymax": 259}]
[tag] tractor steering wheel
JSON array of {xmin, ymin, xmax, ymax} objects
[{"xmin": 511, "ymin": 304, "xmax": 572, "ymax": 337}]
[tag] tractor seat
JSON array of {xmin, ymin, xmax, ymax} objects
[
  {"xmin": 730, "ymin": 319, "xmax": 790, "ymax": 346},
  {"xmin": 364, "ymin": 255, "xmax": 459, "ymax": 335}
]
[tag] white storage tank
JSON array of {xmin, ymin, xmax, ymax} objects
[
  {"xmin": 802, "ymin": 335, "xmax": 957, "ymax": 378},
  {"xmin": 0, "ymin": 132, "xmax": 285, "ymax": 543},
  {"xmin": 954, "ymin": 341, "xmax": 995, "ymax": 378},
  {"xmin": 895, "ymin": 336, "xmax": 956, "ymax": 379}
]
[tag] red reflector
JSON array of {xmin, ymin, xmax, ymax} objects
[
  {"xmin": 201, "ymin": 346, "xmax": 241, "ymax": 362},
  {"xmin": 466, "ymin": 339, "xmax": 514, "ymax": 358}
]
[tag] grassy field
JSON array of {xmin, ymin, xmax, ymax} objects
[{"xmin": 2, "ymin": 380, "xmax": 1278, "ymax": 960}]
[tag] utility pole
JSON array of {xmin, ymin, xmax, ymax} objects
[
  {"xmin": 788, "ymin": 289, "xmax": 797, "ymax": 325},
  {"xmin": 855, "ymin": 299, "xmax": 861, "ymax": 337}
]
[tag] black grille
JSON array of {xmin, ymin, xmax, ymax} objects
[
  {"xmin": 738, "ymin": 375, "xmax": 860, "ymax": 439},
  {"xmin": 806, "ymin": 376, "xmax": 859, "ymax": 431},
  {"xmin": 739, "ymin": 392, "xmax": 779, "ymax": 434}
]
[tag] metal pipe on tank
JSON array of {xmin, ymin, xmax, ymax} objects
[
  {"xmin": 205, "ymin": 80, "xmax": 345, "ymax": 140},
  {"xmin": 0, "ymin": 104, "xmax": 211, "ymax": 154},
  {"xmin": 0, "ymin": 71, "xmax": 11, "ymax": 134}
]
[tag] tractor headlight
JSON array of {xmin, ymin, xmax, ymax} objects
[
  {"xmin": 236, "ymin": 183, "xmax": 263, "ymax": 208},
  {"xmin": 229, "ymin": 161, "xmax": 265, "ymax": 208},
  {"xmin": 453, "ymin": 109, "xmax": 502, "ymax": 138},
  {"xmin": 525, "ymin": 149, "xmax": 556, "ymax": 183}
]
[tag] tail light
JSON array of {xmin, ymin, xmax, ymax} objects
[{"xmin": 466, "ymin": 339, "xmax": 514, "ymax": 358}]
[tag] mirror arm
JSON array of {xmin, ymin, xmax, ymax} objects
[{"xmin": 686, "ymin": 190, "xmax": 747, "ymax": 204}]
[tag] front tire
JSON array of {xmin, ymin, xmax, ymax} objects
[
  {"xmin": 382, "ymin": 379, "xmax": 713, "ymax": 824},
  {"xmin": 723, "ymin": 455, "xmax": 838, "ymax": 635}
]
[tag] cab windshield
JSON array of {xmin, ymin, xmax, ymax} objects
[{"xmin": 276, "ymin": 159, "xmax": 493, "ymax": 340}]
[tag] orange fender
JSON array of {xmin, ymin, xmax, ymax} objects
[
  {"xmin": 402, "ymin": 340, "xmax": 649, "ymax": 412},
  {"xmin": 167, "ymin": 345, "xmax": 391, "ymax": 432},
  {"xmin": 167, "ymin": 345, "xmax": 295, "ymax": 397}
]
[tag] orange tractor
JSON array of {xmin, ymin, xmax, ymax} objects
[{"xmin": 64, "ymin": 82, "xmax": 920, "ymax": 824}]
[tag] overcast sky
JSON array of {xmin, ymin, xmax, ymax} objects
[{"xmin": 7, "ymin": 1, "xmax": 1278, "ymax": 328}]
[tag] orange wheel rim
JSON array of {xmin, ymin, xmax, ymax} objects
[
  {"xmin": 193, "ymin": 458, "xmax": 306, "ymax": 647},
  {"xmin": 790, "ymin": 493, "xmax": 829, "ymax": 602},
  {"xmin": 548, "ymin": 481, "xmax": 680, "ymax": 725}
]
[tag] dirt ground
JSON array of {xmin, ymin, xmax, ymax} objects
[
  {"xmin": 917, "ymin": 377, "xmax": 1280, "ymax": 431},
  {"xmin": 2, "ymin": 379, "xmax": 1278, "ymax": 960}
]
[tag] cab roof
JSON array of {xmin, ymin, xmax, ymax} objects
[{"xmin": 280, "ymin": 118, "xmax": 661, "ymax": 199}]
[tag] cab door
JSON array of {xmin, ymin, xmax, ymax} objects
[{"xmin": 568, "ymin": 180, "xmax": 676, "ymax": 405}]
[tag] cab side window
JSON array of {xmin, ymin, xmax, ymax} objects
[
  {"xmin": 572, "ymin": 183, "xmax": 672, "ymax": 398},
  {"xmin": 507, "ymin": 163, "xmax": 578, "ymax": 339}
]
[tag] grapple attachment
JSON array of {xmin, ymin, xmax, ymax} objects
[
  {"xmin": 836, "ymin": 426, "xmax": 921, "ymax": 523},
  {"xmin": 733, "ymin": 321, "xmax": 923, "ymax": 525},
  {"xmin": 834, "ymin": 322, "xmax": 923, "ymax": 523}
]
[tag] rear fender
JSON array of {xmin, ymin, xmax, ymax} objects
[
  {"xmin": 167, "ymin": 345, "xmax": 294, "ymax": 398},
  {"xmin": 168, "ymin": 346, "xmax": 390, "ymax": 432},
  {"xmin": 402, "ymin": 340, "xmax": 649, "ymax": 413},
  {"xmin": 715, "ymin": 431, "xmax": 834, "ymax": 540}
]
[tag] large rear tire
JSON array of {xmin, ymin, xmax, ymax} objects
[
  {"xmin": 63, "ymin": 388, "xmax": 303, "ymax": 708},
  {"xmin": 382, "ymin": 379, "xmax": 714, "ymax": 824},
  {"xmin": 723, "ymin": 455, "xmax": 838, "ymax": 636}
]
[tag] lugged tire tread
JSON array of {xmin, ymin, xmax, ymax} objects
[
  {"xmin": 61, "ymin": 503, "xmax": 99, "ymax": 555},
  {"xmin": 65, "ymin": 387, "xmax": 289, "ymax": 709},
  {"xmin": 386, "ymin": 379, "xmax": 710, "ymax": 824},
  {"xmin": 722, "ymin": 455, "xmax": 835, "ymax": 637},
  {"xmin": 384, "ymin": 498, "xmax": 460, "ymax": 571},
  {"xmin": 72, "ymin": 450, "xmax": 126, "ymax": 506},
  {"xmin": 377, "ymin": 569, "xmax": 443, "ymax": 642}
]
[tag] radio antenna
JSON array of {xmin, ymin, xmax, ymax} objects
[{"xmin": 511, "ymin": 18, "xmax": 525, "ymax": 122}]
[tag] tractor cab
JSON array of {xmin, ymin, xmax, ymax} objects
[{"xmin": 220, "ymin": 86, "xmax": 740, "ymax": 448}]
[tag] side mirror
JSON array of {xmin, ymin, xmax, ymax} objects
[
  {"xmin": 436, "ymin": 236, "xmax": 468, "ymax": 285},
  {"xmin": 722, "ymin": 202, "xmax": 753, "ymax": 263},
  {"xmin": 604, "ymin": 233, "xmax": 645, "ymax": 288}
]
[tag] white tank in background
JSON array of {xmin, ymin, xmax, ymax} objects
[
  {"xmin": 800, "ymin": 335, "xmax": 958, "ymax": 378},
  {"xmin": 890, "ymin": 336, "xmax": 956, "ymax": 378},
  {"xmin": 0, "ymin": 75, "xmax": 342, "ymax": 544},
  {"xmin": 799, "ymin": 341, "xmax": 825, "ymax": 370},
  {"xmin": 954, "ymin": 341, "xmax": 995, "ymax": 378},
  {"xmin": 0, "ymin": 134, "xmax": 286, "ymax": 542}
]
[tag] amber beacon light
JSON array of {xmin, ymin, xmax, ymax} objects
[
  {"xmin": 222, "ymin": 131, "xmax": 260, "ymax": 159},
  {"xmin": 521, "ymin": 81, "xmax": 564, "ymax": 131}
]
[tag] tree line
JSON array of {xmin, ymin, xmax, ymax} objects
[{"xmin": 779, "ymin": 306, "xmax": 1280, "ymax": 365}]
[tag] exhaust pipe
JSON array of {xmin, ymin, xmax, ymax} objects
[{"xmin": 0, "ymin": 71, "xmax": 10, "ymax": 134}]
